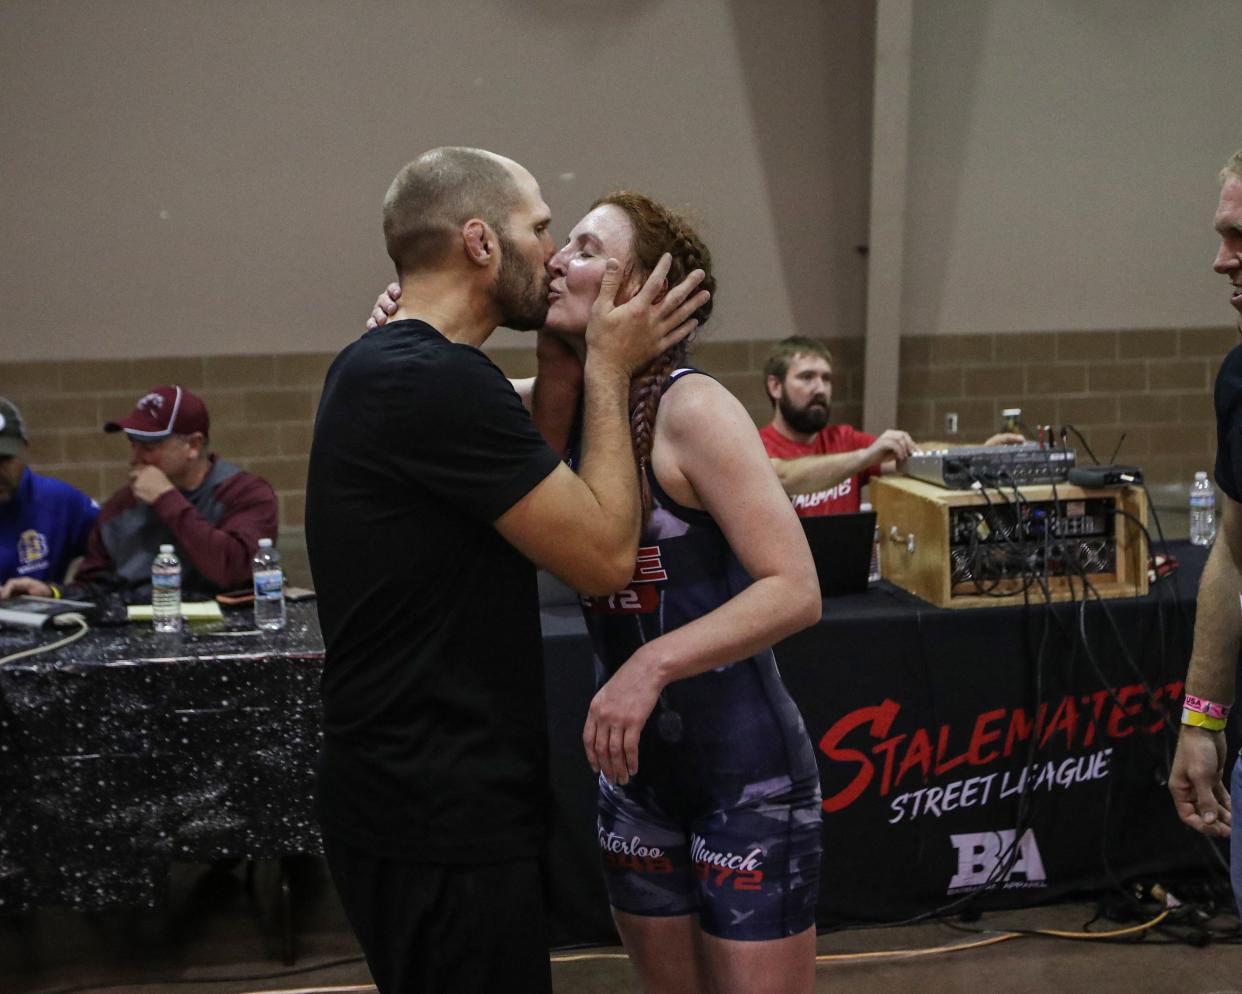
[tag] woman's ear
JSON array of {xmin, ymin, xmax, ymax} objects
[{"xmin": 621, "ymin": 264, "xmax": 662, "ymax": 305}]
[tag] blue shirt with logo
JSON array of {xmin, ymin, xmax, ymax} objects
[{"xmin": 0, "ymin": 467, "xmax": 99, "ymax": 584}]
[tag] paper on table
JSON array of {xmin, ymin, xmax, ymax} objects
[{"xmin": 127, "ymin": 602, "xmax": 224, "ymax": 622}]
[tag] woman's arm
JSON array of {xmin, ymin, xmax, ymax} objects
[
  {"xmin": 529, "ymin": 331, "xmax": 584, "ymax": 452},
  {"xmin": 583, "ymin": 375, "xmax": 821, "ymax": 784}
]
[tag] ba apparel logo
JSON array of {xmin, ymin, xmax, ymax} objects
[{"xmin": 948, "ymin": 828, "xmax": 1046, "ymax": 893}]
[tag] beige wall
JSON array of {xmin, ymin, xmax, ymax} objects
[
  {"xmin": 7, "ymin": 1, "xmax": 1234, "ymax": 352},
  {"xmin": 0, "ymin": 0, "xmax": 875, "ymax": 361},
  {"xmin": 902, "ymin": 0, "xmax": 1238, "ymax": 337}
]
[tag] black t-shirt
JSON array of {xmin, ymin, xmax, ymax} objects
[
  {"xmin": 306, "ymin": 320, "xmax": 562, "ymax": 862},
  {"xmin": 1215, "ymin": 343, "xmax": 1242, "ymax": 502}
]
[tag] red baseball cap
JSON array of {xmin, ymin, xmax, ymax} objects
[{"xmin": 104, "ymin": 385, "xmax": 210, "ymax": 439}]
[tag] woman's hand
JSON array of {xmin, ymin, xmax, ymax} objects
[
  {"xmin": 583, "ymin": 648, "xmax": 666, "ymax": 786},
  {"xmin": 367, "ymin": 282, "xmax": 401, "ymax": 329}
]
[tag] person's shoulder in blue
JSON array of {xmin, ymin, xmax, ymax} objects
[{"xmin": 0, "ymin": 397, "xmax": 99, "ymax": 585}]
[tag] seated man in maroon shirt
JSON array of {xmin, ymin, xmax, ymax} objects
[
  {"xmin": 758, "ymin": 337, "xmax": 1018, "ymax": 517},
  {"xmin": 1, "ymin": 385, "xmax": 277, "ymax": 602}
]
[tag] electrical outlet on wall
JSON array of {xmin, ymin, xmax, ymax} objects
[{"xmin": 944, "ymin": 412, "xmax": 959, "ymax": 435}]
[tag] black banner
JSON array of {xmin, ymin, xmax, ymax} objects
[
  {"xmin": 542, "ymin": 546, "xmax": 1223, "ymax": 941},
  {"xmin": 777, "ymin": 580, "xmax": 1208, "ymax": 923}
]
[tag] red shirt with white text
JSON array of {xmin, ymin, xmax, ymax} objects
[{"xmin": 759, "ymin": 423, "xmax": 880, "ymax": 517}]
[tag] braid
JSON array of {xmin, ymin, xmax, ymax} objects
[
  {"xmin": 664, "ymin": 220, "xmax": 713, "ymax": 326},
  {"xmin": 630, "ymin": 340, "xmax": 689, "ymax": 521},
  {"xmin": 593, "ymin": 190, "xmax": 716, "ymax": 524}
]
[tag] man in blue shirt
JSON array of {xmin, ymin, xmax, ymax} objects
[{"xmin": 0, "ymin": 397, "xmax": 98, "ymax": 586}]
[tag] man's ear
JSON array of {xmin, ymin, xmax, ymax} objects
[
  {"xmin": 462, "ymin": 219, "xmax": 496, "ymax": 267},
  {"xmin": 185, "ymin": 432, "xmax": 206, "ymax": 458},
  {"xmin": 766, "ymin": 374, "xmax": 783, "ymax": 403}
]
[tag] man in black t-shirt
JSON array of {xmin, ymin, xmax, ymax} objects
[
  {"xmin": 306, "ymin": 147, "xmax": 708, "ymax": 994},
  {"xmin": 1170, "ymin": 147, "xmax": 1242, "ymax": 915}
]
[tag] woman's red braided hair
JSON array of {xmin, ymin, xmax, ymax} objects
[{"xmin": 590, "ymin": 192, "xmax": 716, "ymax": 523}]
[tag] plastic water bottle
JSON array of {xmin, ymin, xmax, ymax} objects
[
  {"xmin": 151, "ymin": 544, "xmax": 182, "ymax": 632},
  {"xmin": 253, "ymin": 538, "xmax": 286, "ymax": 630},
  {"xmin": 1190, "ymin": 471, "xmax": 1216, "ymax": 546}
]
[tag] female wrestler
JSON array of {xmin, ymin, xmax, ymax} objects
[
  {"xmin": 542, "ymin": 193, "xmax": 822, "ymax": 994},
  {"xmin": 373, "ymin": 194, "xmax": 823, "ymax": 994}
]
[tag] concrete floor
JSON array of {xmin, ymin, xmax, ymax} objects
[{"xmin": 5, "ymin": 856, "xmax": 1237, "ymax": 994}]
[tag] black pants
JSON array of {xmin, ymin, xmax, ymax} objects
[{"xmin": 323, "ymin": 834, "xmax": 552, "ymax": 994}]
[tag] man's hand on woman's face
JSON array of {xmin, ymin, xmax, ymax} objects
[{"xmin": 584, "ymin": 255, "xmax": 709, "ymax": 377}]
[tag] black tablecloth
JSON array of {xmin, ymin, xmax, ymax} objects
[
  {"xmin": 0, "ymin": 607, "xmax": 323, "ymax": 911},
  {"xmin": 0, "ymin": 544, "xmax": 1223, "ymax": 947}
]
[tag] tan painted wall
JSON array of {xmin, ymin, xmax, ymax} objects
[
  {"xmin": 0, "ymin": 0, "xmax": 875, "ymax": 361},
  {"xmin": 903, "ymin": 0, "xmax": 1239, "ymax": 336}
]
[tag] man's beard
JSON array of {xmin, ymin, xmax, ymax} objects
[
  {"xmin": 495, "ymin": 231, "xmax": 550, "ymax": 332},
  {"xmin": 780, "ymin": 393, "xmax": 830, "ymax": 435}
]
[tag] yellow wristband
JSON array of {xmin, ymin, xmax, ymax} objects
[
  {"xmin": 1182, "ymin": 709, "xmax": 1227, "ymax": 732},
  {"xmin": 48, "ymin": 583, "xmax": 61, "ymax": 600}
]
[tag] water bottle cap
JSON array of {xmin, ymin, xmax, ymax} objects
[
  {"xmin": 1195, "ymin": 471, "xmax": 1208, "ymax": 481},
  {"xmin": 258, "ymin": 538, "xmax": 273, "ymax": 548},
  {"xmin": 159, "ymin": 544, "xmax": 174, "ymax": 553}
]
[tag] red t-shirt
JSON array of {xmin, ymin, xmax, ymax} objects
[{"xmin": 759, "ymin": 422, "xmax": 880, "ymax": 517}]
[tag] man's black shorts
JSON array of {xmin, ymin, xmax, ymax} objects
[{"xmin": 323, "ymin": 834, "xmax": 552, "ymax": 994}]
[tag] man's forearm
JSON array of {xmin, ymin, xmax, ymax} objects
[
  {"xmin": 1187, "ymin": 535, "xmax": 1242, "ymax": 704},
  {"xmin": 772, "ymin": 449, "xmax": 873, "ymax": 496}
]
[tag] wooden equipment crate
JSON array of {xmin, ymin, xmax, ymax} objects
[{"xmin": 871, "ymin": 476, "xmax": 1148, "ymax": 609}]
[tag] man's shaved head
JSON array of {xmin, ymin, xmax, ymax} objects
[
  {"xmin": 1222, "ymin": 148, "xmax": 1242, "ymax": 184},
  {"xmin": 383, "ymin": 147, "xmax": 522, "ymax": 275}
]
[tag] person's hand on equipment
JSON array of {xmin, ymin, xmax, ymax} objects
[
  {"xmin": 866, "ymin": 429, "xmax": 919, "ymax": 465},
  {"xmin": 1169, "ymin": 726, "xmax": 1232, "ymax": 838},
  {"xmin": 984, "ymin": 432, "xmax": 1026, "ymax": 446}
]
